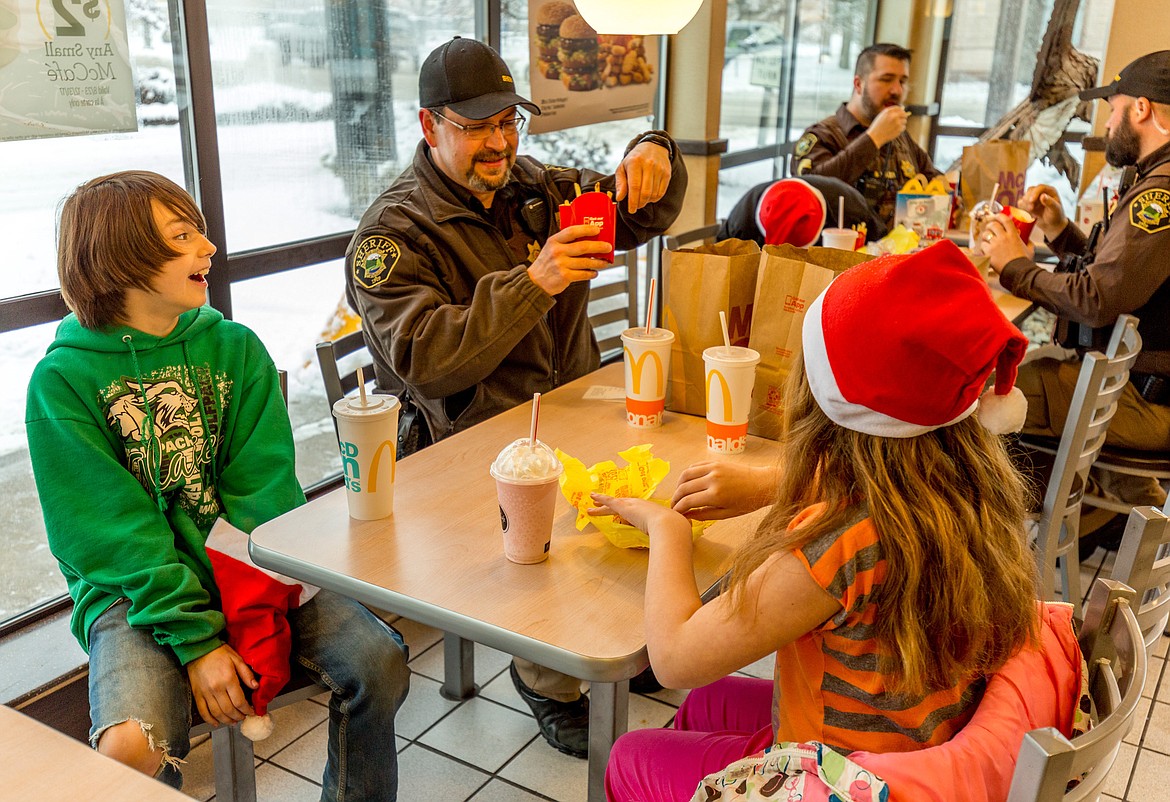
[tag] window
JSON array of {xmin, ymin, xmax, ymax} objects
[{"xmin": 934, "ymin": 0, "xmax": 1115, "ymax": 207}]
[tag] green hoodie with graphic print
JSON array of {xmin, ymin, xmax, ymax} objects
[{"xmin": 25, "ymin": 307, "xmax": 305, "ymax": 665}]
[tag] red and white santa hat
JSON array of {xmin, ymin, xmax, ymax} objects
[
  {"xmin": 205, "ymin": 518, "xmax": 320, "ymax": 740},
  {"xmin": 801, "ymin": 239, "xmax": 1028, "ymax": 438},
  {"xmin": 755, "ymin": 178, "xmax": 827, "ymax": 248}
]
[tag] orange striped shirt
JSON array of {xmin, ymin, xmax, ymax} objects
[{"xmin": 772, "ymin": 504, "xmax": 982, "ymax": 754}]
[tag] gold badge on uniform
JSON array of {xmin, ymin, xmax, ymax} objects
[
  {"xmin": 794, "ymin": 133, "xmax": 817, "ymax": 158},
  {"xmin": 352, "ymin": 235, "xmax": 401, "ymax": 289},
  {"xmin": 900, "ymin": 160, "xmax": 915, "ymax": 179},
  {"xmin": 1130, "ymin": 189, "xmax": 1170, "ymax": 234},
  {"xmin": 526, "ymin": 241, "xmax": 541, "ymax": 263}
]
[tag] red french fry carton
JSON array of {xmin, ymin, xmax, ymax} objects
[
  {"xmin": 1002, "ymin": 205, "xmax": 1036, "ymax": 242},
  {"xmin": 558, "ymin": 191, "xmax": 617, "ymax": 263}
]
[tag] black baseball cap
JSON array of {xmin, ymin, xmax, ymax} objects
[
  {"xmin": 1080, "ymin": 50, "xmax": 1170, "ymax": 104},
  {"xmin": 419, "ymin": 37, "xmax": 541, "ymax": 120}
]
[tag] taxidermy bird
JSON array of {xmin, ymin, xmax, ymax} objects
[{"xmin": 948, "ymin": 0, "xmax": 1099, "ymax": 187}]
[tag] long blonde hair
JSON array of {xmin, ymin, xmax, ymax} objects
[{"xmin": 726, "ymin": 356, "xmax": 1038, "ymax": 698}]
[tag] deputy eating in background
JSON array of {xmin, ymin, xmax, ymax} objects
[{"xmin": 794, "ymin": 43, "xmax": 941, "ymax": 227}]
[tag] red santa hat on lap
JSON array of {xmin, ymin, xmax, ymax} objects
[
  {"xmin": 801, "ymin": 239, "xmax": 1028, "ymax": 437},
  {"xmin": 205, "ymin": 518, "xmax": 319, "ymax": 740},
  {"xmin": 756, "ymin": 178, "xmax": 827, "ymax": 247}
]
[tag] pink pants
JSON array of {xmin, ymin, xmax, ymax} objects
[{"xmin": 605, "ymin": 675, "xmax": 776, "ymax": 802}]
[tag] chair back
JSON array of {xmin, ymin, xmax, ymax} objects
[
  {"xmin": 1035, "ymin": 315, "xmax": 1141, "ymax": 615},
  {"xmin": 1110, "ymin": 505, "xmax": 1170, "ymax": 657},
  {"xmin": 1006, "ymin": 578, "xmax": 1146, "ymax": 802},
  {"xmin": 315, "ymin": 329, "xmax": 374, "ymax": 411},
  {"xmin": 588, "ymin": 248, "xmax": 640, "ymax": 364},
  {"xmin": 663, "ymin": 223, "xmax": 722, "ymax": 251}
]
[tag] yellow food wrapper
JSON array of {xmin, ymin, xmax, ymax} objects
[
  {"xmin": 554, "ymin": 444, "xmax": 711, "ymax": 549},
  {"xmin": 867, "ymin": 224, "xmax": 920, "ymax": 256}
]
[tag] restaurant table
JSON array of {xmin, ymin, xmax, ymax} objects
[
  {"xmin": 251, "ymin": 362, "xmax": 775, "ymax": 800},
  {"xmin": 0, "ymin": 705, "xmax": 190, "ymax": 800}
]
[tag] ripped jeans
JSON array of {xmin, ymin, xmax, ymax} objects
[{"xmin": 87, "ymin": 589, "xmax": 409, "ymax": 800}]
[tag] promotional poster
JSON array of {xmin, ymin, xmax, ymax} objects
[
  {"xmin": 527, "ymin": 0, "xmax": 657, "ymax": 134},
  {"xmin": 0, "ymin": 0, "xmax": 135, "ymax": 141}
]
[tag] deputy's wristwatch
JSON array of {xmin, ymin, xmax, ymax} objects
[{"xmin": 634, "ymin": 132, "xmax": 674, "ymax": 161}]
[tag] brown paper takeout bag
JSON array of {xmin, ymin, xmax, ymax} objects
[
  {"xmin": 959, "ymin": 140, "xmax": 1030, "ymax": 228},
  {"xmin": 662, "ymin": 239, "xmax": 761, "ymax": 416},
  {"xmin": 747, "ymin": 244, "xmax": 873, "ymax": 440}
]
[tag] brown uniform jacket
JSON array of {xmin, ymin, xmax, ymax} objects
[
  {"xmin": 344, "ymin": 135, "xmax": 686, "ymax": 442},
  {"xmin": 794, "ymin": 103, "xmax": 940, "ymax": 227},
  {"xmin": 1001, "ymin": 141, "xmax": 1170, "ymax": 376}
]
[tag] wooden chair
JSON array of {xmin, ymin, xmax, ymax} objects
[
  {"xmin": 663, "ymin": 222, "xmax": 723, "ymax": 251},
  {"xmin": 316, "ymin": 330, "xmax": 373, "ymax": 414},
  {"xmin": 1006, "ymin": 578, "xmax": 1146, "ymax": 802},
  {"xmin": 1109, "ymin": 504, "xmax": 1170, "ymax": 658},
  {"xmin": 588, "ymin": 248, "xmax": 641, "ymax": 365},
  {"xmin": 1022, "ymin": 315, "xmax": 1141, "ymax": 617}
]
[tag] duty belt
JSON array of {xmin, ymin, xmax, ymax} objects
[{"xmin": 1131, "ymin": 372, "xmax": 1170, "ymax": 407}]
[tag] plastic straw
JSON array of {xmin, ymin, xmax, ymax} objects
[
  {"xmin": 838, "ymin": 196, "xmax": 845, "ymax": 230},
  {"xmin": 529, "ymin": 392, "xmax": 541, "ymax": 449},
  {"xmin": 644, "ymin": 278, "xmax": 656, "ymax": 335},
  {"xmin": 357, "ymin": 366, "xmax": 368, "ymax": 408},
  {"xmin": 990, "ymin": 182, "xmax": 1000, "ymax": 209},
  {"xmin": 719, "ymin": 310, "xmax": 731, "ymax": 350}
]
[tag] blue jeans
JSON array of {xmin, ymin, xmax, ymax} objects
[{"xmin": 88, "ymin": 589, "xmax": 410, "ymax": 800}]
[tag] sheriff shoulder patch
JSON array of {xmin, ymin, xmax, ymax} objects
[
  {"xmin": 1130, "ymin": 189, "xmax": 1170, "ymax": 234},
  {"xmin": 352, "ymin": 235, "xmax": 401, "ymax": 289},
  {"xmin": 794, "ymin": 132, "xmax": 817, "ymax": 158}
]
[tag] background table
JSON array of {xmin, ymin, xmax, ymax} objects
[
  {"xmin": 252, "ymin": 362, "xmax": 775, "ymax": 799},
  {"xmin": 0, "ymin": 705, "xmax": 190, "ymax": 800}
]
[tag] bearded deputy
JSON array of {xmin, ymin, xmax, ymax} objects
[
  {"xmin": 982, "ymin": 50, "xmax": 1170, "ymax": 543},
  {"xmin": 343, "ymin": 36, "xmax": 686, "ymax": 758},
  {"xmin": 793, "ymin": 42, "xmax": 941, "ymax": 228}
]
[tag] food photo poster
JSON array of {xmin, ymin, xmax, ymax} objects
[{"xmin": 527, "ymin": 0, "xmax": 658, "ymax": 134}]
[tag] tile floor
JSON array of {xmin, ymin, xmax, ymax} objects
[{"xmin": 177, "ymin": 548, "xmax": 1170, "ymax": 802}]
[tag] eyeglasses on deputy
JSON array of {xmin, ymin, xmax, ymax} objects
[{"xmin": 430, "ymin": 110, "xmax": 526, "ymax": 139}]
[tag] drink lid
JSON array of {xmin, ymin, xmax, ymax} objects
[
  {"xmin": 490, "ymin": 438, "xmax": 564, "ymax": 484},
  {"xmin": 703, "ymin": 345, "xmax": 761, "ymax": 366},
  {"xmin": 332, "ymin": 394, "xmax": 400, "ymax": 419},
  {"xmin": 621, "ymin": 327, "xmax": 674, "ymax": 342}
]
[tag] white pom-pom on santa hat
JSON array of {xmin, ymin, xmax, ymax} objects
[
  {"xmin": 801, "ymin": 240, "xmax": 1029, "ymax": 437},
  {"xmin": 241, "ymin": 713, "xmax": 275, "ymax": 741},
  {"xmin": 976, "ymin": 385, "xmax": 1028, "ymax": 434}
]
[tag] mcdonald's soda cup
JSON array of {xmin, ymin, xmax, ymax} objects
[
  {"xmin": 332, "ymin": 394, "xmax": 400, "ymax": 519},
  {"xmin": 620, "ymin": 327, "xmax": 675, "ymax": 428},
  {"xmin": 703, "ymin": 345, "xmax": 761, "ymax": 454}
]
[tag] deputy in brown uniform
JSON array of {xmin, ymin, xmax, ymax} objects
[
  {"xmin": 793, "ymin": 43, "xmax": 940, "ymax": 227},
  {"xmin": 984, "ymin": 50, "xmax": 1170, "ymax": 533},
  {"xmin": 344, "ymin": 37, "xmax": 686, "ymax": 760}
]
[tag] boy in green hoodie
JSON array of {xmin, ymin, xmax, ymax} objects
[{"xmin": 25, "ymin": 171, "xmax": 410, "ymax": 799}]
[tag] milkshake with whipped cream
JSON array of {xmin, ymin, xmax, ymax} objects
[{"xmin": 490, "ymin": 438, "xmax": 564, "ymax": 564}]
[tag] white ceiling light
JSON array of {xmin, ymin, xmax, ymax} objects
[{"xmin": 575, "ymin": 0, "xmax": 704, "ymax": 35}]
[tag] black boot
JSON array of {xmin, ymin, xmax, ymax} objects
[
  {"xmin": 629, "ymin": 664, "xmax": 663, "ymax": 694},
  {"xmin": 509, "ymin": 662, "xmax": 589, "ymax": 758}
]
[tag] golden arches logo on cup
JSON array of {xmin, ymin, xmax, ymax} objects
[
  {"xmin": 621, "ymin": 328, "xmax": 675, "ymax": 429},
  {"xmin": 703, "ymin": 345, "xmax": 761, "ymax": 454},
  {"xmin": 332, "ymin": 394, "xmax": 400, "ymax": 519}
]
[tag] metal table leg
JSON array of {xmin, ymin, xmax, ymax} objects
[
  {"xmin": 587, "ymin": 680, "xmax": 629, "ymax": 802},
  {"xmin": 439, "ymin": 632, "xmax": 478, "ymax": 700}
]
